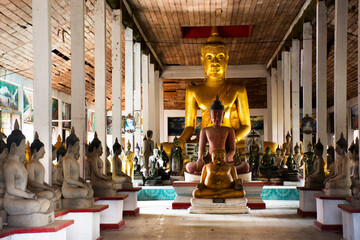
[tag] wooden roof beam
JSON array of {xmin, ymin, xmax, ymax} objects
[
  {"xmin": 122, "ymin": 0, "xmax": 163, "ymax": 69},
  {"xmin": 266, "ymin": 0, "xmax": 313, "ymax": 68},
  {"xmin": 162, "ymin": 65, "xmax": 269, "ymax": 79}
]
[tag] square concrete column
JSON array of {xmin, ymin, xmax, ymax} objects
[
  {"xmin": 95, "ymin": 0, "xmax": 107, "ymax": 171},
  {"xmin": 282, "ymin": 51, "xmax": 291, "ymax": 137},
  {"xmin": 111, "ymin": 9, "xmax": 123, "ymax": 147},
  {"xmin": 154, "ymin": 70, "xmax": 161, "ymax": 144},
  {"xmin": 316, "ymin": 0, "xmax": 327, "ymax": 160},
  {"xmin": 159, "ymin": 77, "xmax": 165, "ymax": 143},
  {"xmin": 302, "ymin": 22, "xmax": 313, "ymax": 147},
  {"xmin": 71, "ymin": 0, "xmax": 85, "ymax": 177},
  {"xmin": 271, "ymin": 68, "xmax": 278, "ymax": 143},
  {"xmin": 266, "ymin": 76, "xmax": 272, "ymax": 141},
  {"xmin": 148, "ymin": 63, "xmax": 156, "ymax": 141},
  {"xmin": 334, "ymin": 0, "xmax": 348, "ymax": 149},
  {"xmin": 125, "ymin": 27, "xmax": 134, "ymax": 150},
  {"xmin": 291, "ymin": 39, "xmax": 300, "ymax": 150},
  {"xmin": 142, "ymin": 54, "xmax": 150, "ymax": 137},
  {"xmin": 358, "ymin": 0, "xmax": 360, "ymax": 181},
  {"xmin": 277, "ymin": 60, "xmax": 284, "ymax": 145},
  {"xmin": 32, "ymin": 0, "xmax": 52, "ymax": 183},
  {"xmin": 134, "ymin": 42, "xmax": 142, "ymax": 148}
]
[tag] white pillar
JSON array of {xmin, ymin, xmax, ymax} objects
[
  {"xmin": 148, "ymin": 63, "xmax": 156, "ymax": 139},
  {"xmin": 316, "ymin": 0, "xmax": 327, "ymax": 160},
  {"xmin": 277, "ymin": 60, "xmax": 284, "ymax": 145},
  {"xmin": 358, "ymin": 0, "xmax": 360, "ymax": 181},
  {"xmin": 142, "ymin": 54, "xmax": 150, "ymax": 141},
  {"xmin": 282, "ymin": 51, "xmax": 291, "ymax": 137},
  {"xmin": 271, "ymin": 68, "xmax": 278, "ymax": 143},
  {"xmin": 58, "ymin": 98, "xmax": 63, "ymax": 139},
  {"xmin": 159, "ymin": 77, "xmax": 165, "ymax": 143},
  {"xmin": 125, "ymin": 27, "xmax": 134, "ymax": 150},
  {"xmin": 303, "ymin": 22, "xmax": 313, "ymax": 147},
  {"xmin": 111, "ymin": 9, "xmax": 122, "ymax": 147},
  {"xmin": 32, "ymin": 0, "xmax": 52, "ymax": 184},
  {"xmin": 71, "ymin": 0, "xmax": 85, "ymax": 177},
  {"xmin": 134, "ymin": 42, "xmax": 141, "ymax": 148},
  {"xmin": 266, "ymin": 76, "xmax": 272, "ymax": 141},
  {"xmin": 18, "ymin": 84, "xmax": 24, "ymax": 129},
  {"xmin": 154, "ymin": 70, "xmax": 160, "ymax": 144},
  {"xmin": 334, "ymin": 0, "xmax": 348, "ymax": 148},
  {"xmin": 95, "ymin": 0, "xmax": 107, "ymax": 171},
  {"xmin": 291, "ymin": 39, "xmax": 300, "ymax": 150}
]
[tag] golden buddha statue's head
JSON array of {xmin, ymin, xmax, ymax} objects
[
  {"xmin": 126, "ymin": 140, "xmax": 131, "ymax": 151},
  {"xmin": 211, "ymin": 148, "xmax": 226, "ymax": 165},
  {"xmin": 201, "ymin": 27, "xmax": 229, "ymax": 81}
]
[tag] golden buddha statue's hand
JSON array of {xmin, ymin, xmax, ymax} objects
[
  {"xmin": 197, "ymin": 183, "xmax": 205, "ymax": 191},
  {"xmin": 234, "ymin": 179, "xmax": 243, "ymax": 191}
]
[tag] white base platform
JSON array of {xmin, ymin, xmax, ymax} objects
[
  {"xmin": 314, "ymin": 194, "xmax": 348, "ymax": 231},
  {"xmin": 297, "ymin": 187, "xmax": 323, "ymax": 217},
  {"xmin": 95, "ymin": 195, "xmax": 127, "ymax": 230},
  {"xmin": 188, "ymin": 197, "xmax": 249, "ymax": 214},
  {"xmin": 55, "ymin": 205, "xmax": 108, "ymax": 240},
  {"xmin": 0, "ymin": 220, "xmax": 73, "ymax": 240},
  {"xmin": 339, "ymin": 204, "xmax": 360, "ymax": 240},
  {"xmin": 117, "ymin": 187, "xmax": 142, "ymax": 216}
]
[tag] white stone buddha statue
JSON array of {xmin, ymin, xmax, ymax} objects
[
  {"xmin": 4, "ymin": 121, "xmax": 53, "ymax": 227},
  {"xmin": 325, "ymin": 133, "xmax": 352, "ymax": 197},
  {"xmin": 62, "ymin": 127, "xmax": 93, "ymax": 209},
  {"xmin": 88, "ymin": 132, "xmax": 116, "ymax": 197},
  {"xmin": 27, "ymin": 132, "xmax": 62, "ymax": 210}
]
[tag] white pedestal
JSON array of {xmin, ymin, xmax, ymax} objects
[
  {"xmin": 116, "ymin": 187, "xmax": 141, "ymax": 216},
  {"xmin": 94, "ymin": 194, "xmax": 128, "ymax": 230},
  {"xmin": 238, "ymin": 172, "xmax": 252, "ymax": 182},
  {"xmin": 184, "ymin": 172, "xmax": 201, "ymax": 182},
  {"xmin": 0, "ymin": 220, "xmax": 73, "ymax": 240},
  {"xmin": 314, "ymin": 194, "xmax": 348, "ymax": 231},
  {"xmin": 55, "ymin": 205, "xmax": 108, "ymax": 240},
  {"xmin": 189, "ymin": 197, "xmax": 249, "ymax": 214},
  {"xmin": 339, "ymin": 204, "xmax": 360, "ymax": 240},
  {"xmin": 243, "ymin": 181, "xmax": 266, "ymax": 209},
  {"xmin": 172, "ymin": 181, "xmax": 197, "ymax": 209},
  {"xmin": 297, "ymin": 187, "xmax": 323, "ymax": 217}
]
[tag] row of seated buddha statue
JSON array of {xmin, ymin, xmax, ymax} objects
[
  {"xmin": 303, "ymin": 133, "xmax": 359, "ymax": 201},
  {"xmin": 0, "ymin": 120, "xmax": 58, "ymax": 227},
  {"xmin": 0, "ymin": 122, "xmax": 142, "ymax": 228}
]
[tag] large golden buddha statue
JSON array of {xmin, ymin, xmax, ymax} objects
[{"xmin": 178, "ymin": 27, "xmax": 251, "ymax": 146}]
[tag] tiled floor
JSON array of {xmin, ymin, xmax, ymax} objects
[{"xmin": 101, "ymin": 200, "xmax": 342, "ymax": 240}]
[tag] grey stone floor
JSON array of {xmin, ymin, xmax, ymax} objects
[{"xmin": 101, "ymin": 200, "xmax": 342, "ymax": 240}]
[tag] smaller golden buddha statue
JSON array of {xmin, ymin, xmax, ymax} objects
[
  {"xmin": 123, "ymin": 141, "xmax": 134, "ymax": 180},
  {"xmin": 192, "ymin": 148, "xmax": 245, "ymax": 199}
]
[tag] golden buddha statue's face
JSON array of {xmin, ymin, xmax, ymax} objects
[
  {"xmin": 201, "ymin": 44, "xmax": 229, "ymax": 81},
  {"xmin": 211, "ymin": 148, "xmax": 226, "ymax": 165}
]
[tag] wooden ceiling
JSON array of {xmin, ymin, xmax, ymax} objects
[
  {"xmin": 128, "ymin": 0, "xmax": 306, "ymax": 66},
  {"xmin": 0, "ymin": 0, "xmax": 358, "ymax": 111}
]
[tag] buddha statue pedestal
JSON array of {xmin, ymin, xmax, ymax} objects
[
  {"xmin": 314, "ymin": 194, "xmax": 348, "ymax": 231},
  {"xmin": 297, "ymin": 187, "xmax": 324, "ymax": 217},
  {"xmin": 62, "ymin": 198, "xmax": 94, "ymax": 209},
  {"xmin": 338, "ymin": 204, "xmax": 360, "ymax": 240},
  {"xmin": 188, "ymin": 197, "xmax": 249, "ymax": 214},
  {"xmin": 8, "ymin": 210, "xmax": 55, "ymax": 228}
]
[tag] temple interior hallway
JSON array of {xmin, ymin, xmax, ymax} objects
[{"xmin": 101, "ymin": 200, "xmax": 341, "ymax": 240}]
